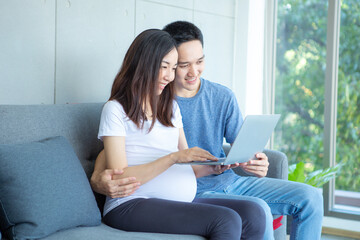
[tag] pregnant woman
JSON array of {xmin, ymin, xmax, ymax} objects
[{"xmin": 98, "ymin": 28, "xmax": 265, "ymax": 240}]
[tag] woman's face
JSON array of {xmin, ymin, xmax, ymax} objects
[{"xmin": 157, "ymin": 48, "xmax": 178, "ymax": 95}]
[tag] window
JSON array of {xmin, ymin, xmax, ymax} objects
[
  {"xmin": 274, "ymin": 0, "xmax": 328, "ymax": 174},
  {"xmin": 270, "ymin": 0, "xmax": 360, "ymax": 219}
]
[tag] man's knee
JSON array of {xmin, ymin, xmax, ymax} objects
[{"xmin": 302, "ymin": 185, "xmax": 324, "ymax": 215}]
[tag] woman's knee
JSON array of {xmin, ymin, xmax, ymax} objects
[
  {"xmin": 242, "ymin": 198, "xmax": 272, "ymax": 220},
  {"xmin": 226, "ymin": 207, "xmax": 243, "ymax": 225},
  {"xmin": 240, "ymin": 201, "xmax": 267, "ymax": 239},
  {"xmin": 217, "ymin": 207, "xmax": 242, "ymax": 229},
  {"xmin": 244, "ymin": 200, "xmax": 267, "ymax": 220},
  {"xmin": 210, "ymin": 207, "xmax": 242, "ymax": 239}
]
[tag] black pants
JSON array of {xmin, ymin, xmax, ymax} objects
[{"xmin": 103, "ymin": 198, "xmax": 266, "ymax": 240}]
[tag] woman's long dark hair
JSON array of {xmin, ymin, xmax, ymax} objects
[{"xmin": 109, "ymin": 29, "xmax": 177, "ymax": 131}]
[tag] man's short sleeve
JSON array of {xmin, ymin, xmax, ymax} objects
[{"xmin": 224, "ymin": 92, "xmax": 243, "ymax": 144}]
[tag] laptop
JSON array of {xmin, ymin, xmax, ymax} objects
[{"xmin": 179, "ymin": 114, "xmax": 280, "ymax": 165}]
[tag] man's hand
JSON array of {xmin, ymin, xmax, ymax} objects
[
  {"xmin": 90, "ymin": 169, "xmax": 140, "ymax": 198},
  {"xmin": 238, "ymin": 153, "xmax": 269, "ymax": 178}
]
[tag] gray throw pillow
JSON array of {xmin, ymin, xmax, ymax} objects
[{"xmin": 0, "ymin": 136, "xmax": 101, "ymax": 240}]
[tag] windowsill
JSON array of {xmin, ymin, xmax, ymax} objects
[
  {"xmin": 335, "ymin": 190, "xmax": 360, "ymax": 208},
  {"xmin": 321, "ymin": 216, "xmax": 360, "ymax": 239}
]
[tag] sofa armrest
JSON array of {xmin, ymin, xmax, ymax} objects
[
  {"xmin": 222, "ymin": 145, "xmax": 288, "ymax": 180},
  {"xmin": 263, "ymin": 149, "xmax": 288, "ymax": 180}
]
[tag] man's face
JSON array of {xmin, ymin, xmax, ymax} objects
[{"xmin": 174, "ymin": 40, "xmax": 205, "ymax": 98}]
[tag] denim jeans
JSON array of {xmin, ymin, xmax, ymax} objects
[{"xmin": 196, "ymin": 176, "xmax": 323, "ymax": 240}]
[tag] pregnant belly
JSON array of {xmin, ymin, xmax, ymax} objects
[{"xmin": 135, "ymin": 164, "xmax": 197, "ymax": 202}]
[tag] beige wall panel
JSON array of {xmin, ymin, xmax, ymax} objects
[
  {"xmin": 135, "ymin": 0, "xmax": 193, "ymax": 34},
  {"xmin": 0, "ymin": 0, "xmax": 55, "ymax": 104},
  {"xmin": 55, "ymin": 0, "xmax": 135, "ymax": 104},
  {"xmin": 194, "ymin": 0, "xmax": 235, "ymax": 17},
  {"xmin": 194, "ymin": 13, "xmax": 235, "ymax": 89},
  {"xmin": 141, "ymin": 0, "xmax": 193, "ymax": 9}
]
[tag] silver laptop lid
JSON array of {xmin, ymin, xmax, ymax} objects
[
  {"xmin": 223, "ymin": 114, "xmax": 280, "ymax": 165},
  {"xmin": 179, "ymin": 114, "xmax": 280, "ymax": 165}
]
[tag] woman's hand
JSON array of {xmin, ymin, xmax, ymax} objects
[
  {"xmin": 211, "ymin": 163, "xmax": 240, "ymax": 175},
  {"xmin": 238, "ymin": 152, "xmax": 269, "ymax": 178},
  {"xmin": 170, "ymin": 147, "xmax": 217, "ymax": 164},
  {"xmin": 193, "ymin": 163, "xmax": 238, "ymax": 178}
]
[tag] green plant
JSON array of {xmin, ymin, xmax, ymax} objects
[{"xmin": 288, "ymin": 161, "xmax": 343, "ymax": 187}]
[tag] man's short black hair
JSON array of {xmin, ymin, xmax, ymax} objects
[{"xmin": 163, "ymin": 21, "xmax": 203, "ymax": 47}]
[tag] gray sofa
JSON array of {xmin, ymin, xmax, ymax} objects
[{"xmin": 0, "ymin": 103, "xmax": 288, "ymax": 240}]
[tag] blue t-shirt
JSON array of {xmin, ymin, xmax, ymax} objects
[{"xmin": 176, "ymin": 78, "xmax": 243, "ymax": 193}]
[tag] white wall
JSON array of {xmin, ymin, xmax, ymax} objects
[
  {"xmin": 0, "ymin": 0, "xmax": 241, "ymax": 105},
  {"xmin": 244, "ymin": 0, "xmax": 265, "ymax": 115},
  {"xmin": 232, "ymin": 0, "xmax": 266, "ymax": 116}
]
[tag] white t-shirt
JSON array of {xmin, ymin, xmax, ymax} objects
[{"xmin": 98, "ymin": 100, "xmax": 197, "ymax": 216}]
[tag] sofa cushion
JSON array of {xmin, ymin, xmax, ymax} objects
[
  {"xmin": 0, "ymin": 136, "xmax": 101, "ymax": 240},
  {"xmin": 39, "ymin": 223, "xmax": 206, "ymax": 240}
]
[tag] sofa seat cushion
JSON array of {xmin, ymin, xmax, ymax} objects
[
  {"xmin": 39, "ymin": 223, "xmax": 206, "ymax": 240},
  {"xmin": 0, "ymin": 136, "xmax": 101, "ymax": 240}
]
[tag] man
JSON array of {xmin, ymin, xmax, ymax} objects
[{"xmin": 91, "ymin": 21, "xmax": 323, "ymax": 240}]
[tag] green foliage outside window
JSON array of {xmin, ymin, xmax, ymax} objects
[
  {"xmin": 288, "ymin": 161, "xmax": 343, "ymax": 188},
  {"xmin": 274, "ymin": 0, "xmax": 359, "ymax": 192}
]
